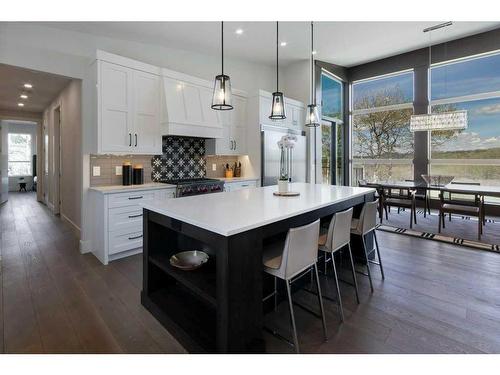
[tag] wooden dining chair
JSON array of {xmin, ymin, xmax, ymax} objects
[
  {"xmin": 446, "ymin": 182, "xmax": 485, "ymax": 225},
  {"xmin": 405, "ymin": 179, "xmax": 431, "ymax": 217},
  {"xmin": 381, "ymin": 188, "xmax": 417, "ymax": 228},
  {"xmin": 438, "ymin": 189, "xmax": 484, "ymax": 241},
  {"xmin": 358, "ymin": 180, "xmax": 387, "ymax": 223}
]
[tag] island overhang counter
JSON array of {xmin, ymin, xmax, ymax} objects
[{"xmin": 140, "ymin": 183, "xmax": 375, "ymax": 353}]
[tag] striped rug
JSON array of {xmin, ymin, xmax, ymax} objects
[{"xmin": 377, "ymin": 224, "xmax": 500, "ymax": 254}]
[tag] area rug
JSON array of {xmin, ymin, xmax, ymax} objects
[{"xmin": 377, "ymin": 224, "xmax": 500, "ymax": 254}]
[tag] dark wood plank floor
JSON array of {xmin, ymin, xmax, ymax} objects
[{"xmin": 1, "ymin": 192, "xmax": 500, "ymax": 353}]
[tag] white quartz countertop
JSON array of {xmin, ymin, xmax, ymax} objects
[
  {"xmin": 142, "ymin": 183, "xmax": 375, "ymax": 236},
  {"xmin": 217, "ymin": 176, "xmax": 258, "ymax": 183},
  {"xmin": 89, "ymin": 182, "xmax": 176, "ymax": 194}
]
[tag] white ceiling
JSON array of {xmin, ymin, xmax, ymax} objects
[
  {"xmin": 0, "ymin": 64, "xmax": 72, "ymax": 113},
  {"xmin": 42, "ymin": 21, "xmax": 500, "ymax": 67}
]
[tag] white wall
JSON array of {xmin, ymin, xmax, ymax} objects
[
  {"xmin": 5, "ymin": 121, "xmax": 37, "ymax": 191},
  {"xmin": 43, "ymin": 80, "xmax": 82, "ymax": 232},
  {"xmin": 0, "ymin": 22, "xmax": 278, "ymax": 252}
]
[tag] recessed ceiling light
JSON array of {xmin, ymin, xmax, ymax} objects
[
  {"xmin": 23, "ymin": 83, "xmax": 33, "ymax": 89},
  {"xmin": 20, "ymin": 94, "xmax": 28, "ymax": 99},
  {"xmin": 235, "ymin": 28, "xmax": 244, "ymax": 35},
  {"xmin": 280, "ymin": 41, "xmax": 287, "ymax": 47},
  {"xmin": 312, "ymin": 50, "xmax": 317, "ymax": 55},
  {"xmin": 18, "ymin": 102, "xmax": 24, "ymax": 107}
]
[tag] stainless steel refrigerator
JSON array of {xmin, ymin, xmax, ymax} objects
[{"xmin": 261, "ymin": 125, "xmax": 307, "ymax": 186}]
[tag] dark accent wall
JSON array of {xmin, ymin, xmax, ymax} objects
[{"xmin": 151, "ymin": 136, "xmax": 206, "ymax": 181}]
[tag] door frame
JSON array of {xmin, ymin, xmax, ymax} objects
[{"xmin": 53, "ymin": 105, "xmax": 62, "ymax": 215}]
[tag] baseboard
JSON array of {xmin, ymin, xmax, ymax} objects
[
  {"xmin": 61, "ymin": 212, "xmax": 81, "ymax": 239},
  {"xmin": 79, "ymin": 239, "xmax": 92, "ymax": 254}
]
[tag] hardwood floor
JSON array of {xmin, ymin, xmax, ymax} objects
[{"xmin": 1, "ymin": 192, "xmax": 500, "ymax": 353}]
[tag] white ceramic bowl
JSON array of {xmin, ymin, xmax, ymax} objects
[{"xmin": 169, "ymin": 250, "xmax": 209, "ymax": 271}]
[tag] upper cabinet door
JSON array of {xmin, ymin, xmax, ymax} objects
[
  {"xmin": 100, "ymin": 61, "xmax": 133, "ymax": 152},
  {"xmin": 133, "ymin": 71, "xmax": 161, "ymax": 154}
]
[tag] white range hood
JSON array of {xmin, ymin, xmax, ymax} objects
[{"xmin": 160, "ymin": 68, "xmax": 224, "ymax": 139}]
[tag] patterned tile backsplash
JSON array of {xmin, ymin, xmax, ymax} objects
[{"xmin": 151, "ymin": 136, "xmax": 206, "ymax": 181}]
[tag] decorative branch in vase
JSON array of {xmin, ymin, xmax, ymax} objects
[{"xmin": 277, "ymin": 134, "xmax": 297, "ymax": 193}]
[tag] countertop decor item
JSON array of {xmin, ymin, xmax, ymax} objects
[
  {"xmin": 234, "ymin": 162, "xmax": 241, "ymax": 177},
  {"xmin": 224, "ymin": 163, "xmax": 234, "ymax": 178},
  {"xmin": 211, "ymin": 21, "xmax": 233, "ymax": 111},
  {"xmin": 169, "ymin": 250, "xmax": 209, "ymax": 271},
  {"xmin": 277, "ymin": 135, "xmax": 300, "ymax": 195},
  {"xmin": 273, "ymin": 191, "xmax": 300, "ymax": 197},
  {"xmin": 133, "ymin": 164, "xmax": 144, "ymax": 185},
  {"xmin": 122, "ymin": 161, "xmax": 132, "ymax": 186}
]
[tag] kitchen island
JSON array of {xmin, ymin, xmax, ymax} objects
[{"xmin": 140, "ymin": 183, "xmax": 375, "ymax": 353}]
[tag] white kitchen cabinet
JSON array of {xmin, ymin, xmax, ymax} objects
[
  {"xmin": 88, "ymin": 185, "xmax": 176, "ymax": 265},
  {"xmin": 223, "ymin": 179, "xmax": 258, "ymax": 192},
  {"xmin": 91, "ymin": 50, "xmax": 162, "ymax": 155},
  {"xmin": 206, "ymin": 95, "xmax": 248, "ymax": 155}
]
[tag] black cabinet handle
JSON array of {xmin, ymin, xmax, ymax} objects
[
  {"xmin": 135, "ymin": 133, "xmax": 138, "ymax": 147},
  {"xmin": 234, "ymin": 140, "xmax": 237, "ymax": 150},
  {"xmin": 128, "ymin": 213, "xmax": 143, "ymax": 218},
  {"xmin": 129, "ymin": 133, "xmax": 132, "ymax": 147},
  {"xmin": 128, "ymin": 234, "xmax": 143, "ymax": 240},
  {"xmin": 128, "ymin": 196, "xmax": 143, "ymax": 200}
]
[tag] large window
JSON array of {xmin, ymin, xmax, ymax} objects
[
  {"xmin": 8, "ymin": 133, "xmax": 32, "ymax": 177},
  {"xmin": 351, "ymin": 71, "xmax": 414, "ymax": 185},
  {"xmin": 321, "ymin": 71, "xmax": 344, "ymax": 185},
  {"xmin": 430, "ymin": 52, "xmax": 500, "ymax": 193}
]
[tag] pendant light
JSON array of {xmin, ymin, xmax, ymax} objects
[
  {"xmin": 269, "ymin": 21, "xmax": 286, "ymax": 120},
  {"xmin": 305, "ymin": 21, "xmax": 320, "ymax": 127},
  {"xmin": 212, "ymin": 21, "xmax": 233, "ymax": 110},
  {"xmin": 409, "ymin": 21, "xmax": 467, "ymax": 132}
]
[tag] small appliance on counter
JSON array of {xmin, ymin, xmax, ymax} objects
[
  {"xmin": 133, "ymin": 164, "xmax": 144, "ymax": 185},
  {"xmin": 122, "ymin": 161, "xmax": 132, "ymax": 186}
]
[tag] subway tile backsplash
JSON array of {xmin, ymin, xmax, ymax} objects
[{"xmin": 90, "ymin": 154, "xmax": 153, "ymax": 186}]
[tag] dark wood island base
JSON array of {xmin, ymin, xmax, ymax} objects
[{"xmin": 141, "ymin": 185, "xmax": 374, "ymax": 353}]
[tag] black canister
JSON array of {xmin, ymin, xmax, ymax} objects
[
  {"xmin": 122, "ymin": 162, "xmax": 132, "ymax": 185},
  {"xmin": 133, "ymin": 164, "xmax": 144, "ymax": 185}
]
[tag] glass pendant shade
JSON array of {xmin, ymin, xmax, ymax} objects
[
  {"xmin": 211, "ymin": 74, "xmax": 233, "ymax": 110},
  {"xmin": 269, "ymin": 91, "xmax": 286, "ymax": 120},
  {"xmin": 305, "ymin": 104, "xmax": 320, "ymax": 127},
  {"xmin": 410, "ymin": 110, "xmax": 468, "ymax": 132}
]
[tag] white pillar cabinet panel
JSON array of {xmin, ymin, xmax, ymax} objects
[
  {"xmin": 133, "ymin": 71, "xmax": 161, "ymax": 154},
  {"xmin": 162, "ymin": 77, "xmax": 187, "ymax": 124},
  {"xmin": 99, "ymin": 61, "xmax": 134, "ymax": 152},
  {"xmin": 182, "ymin": 84, "xmax": 204, "ymax": 125}
]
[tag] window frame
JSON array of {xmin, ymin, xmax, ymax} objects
[
  {"xmin": 349, "ymin": 69, "xmax": 415, "ymax": 185},
  {"xmin": 320, "ymin": 69, "xmax": 344, "ymax": 125},
  {"xmin": 8, "ymin": 132, "xmax": 33, "ymax": 177},
  {"xmin": 428, "ymin": 50, "xmax": 500, "ymax": 192}
]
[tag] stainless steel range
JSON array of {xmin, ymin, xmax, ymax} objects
[{"xmin": 160, "ymin": 178, "xmax": 224, "ymax": 197}]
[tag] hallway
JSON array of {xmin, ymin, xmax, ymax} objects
[{"xmin": 0, "ymin": 192, "xmax": 185, "ymax": 353}]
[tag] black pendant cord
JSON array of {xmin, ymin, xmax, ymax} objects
[
  {"xmin": 221, "ymin": 21, "xmax": 224, "ymax": 76},
  {"xmin": 311, "ymin": 21, "xmax": 314, "ymax": 106},
  {"xmin": 276, "ymin": 21, "xmax": 279, "ymax": 91}
]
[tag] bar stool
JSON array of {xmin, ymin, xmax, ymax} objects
[
  {"xmin": 318, "ymin": 208, "xmax": 360, "ymax": 322},
  {"xmin": 262, "ymin": 219, "xmax": 327, "ymax": 353},
  {"xmin": 350, "ymin": 200, "xmax": 385, "ymax": 293}
]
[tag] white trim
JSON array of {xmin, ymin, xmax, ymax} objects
[
  {"xmin": 352, "ymin": 158, "xmax": 413, "ymax": 165},
  {"xmin": 79, "ymin": 239, "xmax": 92, "ymax": 254},
  {"xmin": 430, "ymin": 159, "xmax": 500, "ymax": 165},
  {"xmin": 352, "ymin": 102, "xmax": 413, "ymax": 115},
  {"xmin": 61, "ymin": 212, "xmax": 81, "ymax": 238},
  {"xmin": 430, "ymin": 90, "xmax": 500, "ymax": 106},
  {"xmin": 431, "ymin": 48, "xmax": 500, "ymax": 69},
  {"xmin": 96, "ymin": 50, "xmax": 160, "ymax": 76},
  {"xmin": 352, "ymin": 68, "xmax": 414, "ymax": 85}
]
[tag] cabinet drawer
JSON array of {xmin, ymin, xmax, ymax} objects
[
  {"xmin": 225, "ymin": 180, "xmax": 257, "ymax": 192},
  {"xmin": 108, "ymin": 206, "xmax": 143, "ymax": 232},
  {"xmin": 107, "ymin": 191, "xmax": 156, "ymax": 208},
  {"xmin": 108, "ymin": 228, "xmax": 143, "ymax": 255}
]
